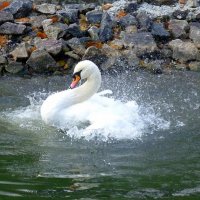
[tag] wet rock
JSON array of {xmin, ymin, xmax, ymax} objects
[
  {"xmin": 5, "ymin": 61, "xmax": 24, "ymax": 74},
  {"xmin": 10, "ymin": 42, "xmax": 28, "ymax": 60},
  {"xmin": 99, "ymin": 12, "xmax": 113, "ymax": 42},
  {"xmin": 26, "ymin": 49, "xmax": 57, "ymax": 73},
  {"xmin": 86, "ymin": 10, "xmax": 103, "ymax": 24},
  {"xmin": 172, "ymin": 9, "xmax": 188, "ymax": 20},
  {"xmin": 88, "ymin": 26, "xmax": 99, "ymax": 40},
  {"xmin": 0, "ymin": 22, "xmax": 26, "ymax": 35},
  {"xmin": 118, "ymin": 14, "xmax": 137, "ymax": 28},
  {"xmin": 3, "ymin": 0, "xmax": 33, "ymax": 18},
  {"xmin": 30, "ymin": 15, "xmax": 47, "ymax": 28},
  {"xmin": 43, "ymin": 21, "xmax": 68, "ymax": 39},
  {"xmin": 66, "ymin": 37, "xmax": 86, "ymax": 56},
  {"xmin": 121, "ymin": 49, "xmax": 139, "ymax": 67},
  {"xmin": 109, "ymin": 39, "xmax": 124, "ymax": 50},
  {"xmin": 168, "ymin": 20, "xmax": 189, "ymax": 39},
  {"xmin": 151, "ymin": 22, "xmax": 170, "ymax": 38},
  {"xmin": 0, "ymin": 55, "xmax": 7, "ymax": 64},
  {"xmin": 169, "ymin": 39, "xmax": 200, "ymax": 62},
  {"xmin": 136, "ymin": 11, "xmax": 152, "ymax": 31},
  {"xmin": 65, "ymin": 51, "xmax": 80, "ymax": 60},
  {"xmin": 65, "ymin": 23, "xmax": 85, "ymax": 38},
  {"xmin": 35, "ymin": 3, "xmax": 56, "ymax": 14},
  {"xmin": 188, "ymin": 61, "xmax": 200, "ymax": 72},
  {"xmin": 83, "ymin": 46, "xmax": 109, "ymax": 69},
  {"xmin": 35, "ymin": 39, "xmax": 63, "ymax": 55},
  {"xmin": 189, "ymin": 22, "xmax": 200, "ymax": 48},
  {"xmin": 123, "ymin": 32, "xmax": 157, "ymax": 57},
  {"xmin": 57, "ymin": 9, "xmax": 78, "ymax": 23},
  {"xmin": 0, "ymin": 11, "xmax": 13, "ymax": 24},
  {"xmin": 125, "ymin": 25, "xmax": 138, "ymax": 34},
  {"xmin": 63, "ymin": 3, "xmax": 96, "ymax": 13}
]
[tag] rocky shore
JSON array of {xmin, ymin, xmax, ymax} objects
[{"xmin": 0, "ymin": 0, "xmax": 200, "ymax": 76}]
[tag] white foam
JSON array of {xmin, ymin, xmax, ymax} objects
[{"xmin": 1, "ymin": 90, "xmax": 170, "ymax": 141}]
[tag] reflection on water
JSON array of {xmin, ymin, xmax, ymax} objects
[{"xmin": 0, "ymin": 70, "xmax": 200, "ymax": 199}]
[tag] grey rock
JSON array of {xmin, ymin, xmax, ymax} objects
[
  {"xmin": 27, "ymin": 49, "xmax": 57, "ymax": 73},
  {"xmin": 121, "ymin": 49, "xmax": 139, "ymax": 67},
  {"xmin": 124, "ymin": 2, "xmax": 138, "ymax": 13},
  {"xmin": 99, "ymin": 12, "xmax": 113, "ymax": 42},
  {"xmin": 136, "ymin": 11, "xmax": 152, "ymax": 31},
  {"xmin": 5, "ymin": 61, "xmax": 24, "ymax": 74},
  {"xmin": 88, "ymin": 26, "xmax": 99, "ymax": 40},
  {"xmin": 63, "ymin": 3, "xmax": 96, "ymax": 13},
  {"xmin": 118, "ymin": 14, "xmax": 137, "ymax": 28},
  {"xmin": 65, "ymin": 51, "xmax": 80, "ymax": 60},
  {"xmin": 35, "ymin": 38, "xmax": 63, "ymax": 55},
  {"xmin": 66, "ymin": 37, "xmax": 86, "ymax": 56},
  {"xmin": 57, "ymin": 9, "xmax": 78, "ymax": 23},
  {"xmin": 0, "ymin": 11, "xmax": 13, "ymax": 25},
  {"xmin": 0, "ymin": 22, "xmax": 26, "ymax": 35},
  {"xmin": 151, "ymin": 22, "xmax": 170, "ymax": 38},
  {"xmin": 169, "ymin": 39, "xmax": 200, "ymax": 62},
  {"xmin": 123, "ymin": 32, "xmax": 157, "ymax": 57},
  {"xmin": 10, "ymin": 42, "xmax": 28, "ymax": 60},
  {"xmin": 189, "ymin": 22, "xmax": 200, "ymax": 48},
  {"xmin": 168, "ymin": 20, "xmax": 189, "ymax": 39},
  {"xmin": 3, "ymin": 0, "xmax": 33, "ymax": 18},
  {"xmin": 65, "ymin": 23, "xmax": 85, "ymax": 38},
  {"xmin": 86, "ymin": 10, "xmax": 103, "ymax": 24},
  {"xmin": 30, "ymin": 15, "xmax": 47, "ymax": 28},
  {"xmin": 43, "ymin": 21, "xmax": 68, "ymax": 39},
  {"xmin": 35, "ymin": 3, "xmax": 56, "ymax": 14}
]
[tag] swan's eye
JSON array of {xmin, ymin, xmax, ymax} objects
[{"xmin": 72, "ymin": 70, "xmax": 82, "ymax": 79}]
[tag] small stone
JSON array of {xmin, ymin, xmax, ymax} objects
[
  {"xmin": 172, "ymin": 9, "xmax": 188, "ymax": 20},
  {"xmin": 65, "ymin": 23, "xmax": 85, "ymax": 38},
  {"xmin": 57, "ymin": 9, "xmax": 78, "ymax": 23},
  {"xmin": 10, "ymin": 42, "xmax": 28, "ymax": 60},
  {"xmin": 66, "ymin": 37, "xmax": 86, "ymax": 56},
  {"xmin": 35, "ymin": 3, "xmax": 56, "ymax": 14},
  {"xmin": 3, "ymin": 0, "xmax": 33, "ymax": 18},
  {"xmin": 118, "ymin": 14, "xmax": 137, "ymax": 28},
  {"xmin": 88, "ymin": 26, "xmax": 99, "ymax": 40},
  {"xmin": 99, "ymin": 12, "xmax": 113, "ymax": 42},
  {"xmin": 0, "ymin": 11, "xmax": 13, "ymax": 24},
  {"xmin": 168, "ymin": 20, "xmax": 189, "ymax": 39},
  {"xmin": 86, "ymin": 10, "xmax": 103, "ymax": 24},
  {"xmin": 43, "ymin": 22, "xmax": 68, "ymax": 39},
  {"xmin": 125, "ymin": 25, "xmax": 138, "ymax": 34},
  {"xmin": 169, "ymin": 39, "xmax": 200, "ymax": 62},
  {"xmin": 0, "ymin": 22, "xmax": 26, "ymax": 35},
  {"xmin": 30, "ymin": 15, "xmax": 47, "ymax": 28},
  {"xmin": 122, "ymin": 49, "xmax": 139, "ymax": 67},
  {"xmin": 189, "ymin": 22, "xmax": 200, "ymax": 48},
  {"xmin": 26, "ymin": 49, "xmax": 57, "ymax": 73},
  {"xmin": 5, "ymin": 61, "xmax": 24, "ymax": 74},
  {"xmin": 35, "ymin": 39, "xmax": 63, "ymax": 55},
  {"xmin": 124, "ymin": 2, "xmax": 138, "ymax": 13},
  {"xmin": 175, "ymin": 63, "xmax": 187, "ymax": 70},
  {"xmin": 188, "ymin": 61, "xmax": 200, "ymax": 72},
  {"xmin": 151, "ymin": 22, "xmax": 170, "ymax": 38},
  {"xmin": 65, "ymin": 51, "xmax": 80, "ymax": 60}
]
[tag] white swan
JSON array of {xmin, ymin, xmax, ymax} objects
[{"xmin": 40, "ymin": 60, "xmax": 101, "ymax": 125}]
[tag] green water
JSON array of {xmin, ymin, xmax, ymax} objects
[{"xmin": 0, "ymin": 71, "xmax": 200, "ymax": 199}]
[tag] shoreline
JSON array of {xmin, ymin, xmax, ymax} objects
[{"xmin": 0, "ymin": 0, "xmax": 200, "ymax": 77}]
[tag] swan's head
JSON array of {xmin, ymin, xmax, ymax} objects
[{"xmin": 70, "ymin": 60, "xmax": 100, "ymax": 89}]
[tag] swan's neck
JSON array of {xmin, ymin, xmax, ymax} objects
[{"xmin": 73, "ymin": 71, "xmax": 101, "ymax": 104}]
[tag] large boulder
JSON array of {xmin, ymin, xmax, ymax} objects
[
  {"xmin": 0, "ymin": 22, "xmax": 26, "ymax": 35},
  {"xmin": 169, "ymin": 39, "xmax": 200, "ymax": 62},
  {"xmin": 122, "ymin": 32, "xmax": 158, "ymax": 57},
  {"xmin": 0, "ymin": 11, "xmax": 13, "ymax": 25},
  {"xmin": 26, "ymin": 49, "xmax": 57, "ymax": 73},
  {"xmin": 10, "ymin": 42, "xmax": 28, "ymax": 60},
  {"xmin": 189, "ymin": 22, "xmax": 200, "ymax": 48},
  {"xmin": 5, "ymin": 61, "xmax": 24, "ymax": 74},
  {"xmin": 3, "ymin": 0, "xmax": 33, "ymax": 18}
]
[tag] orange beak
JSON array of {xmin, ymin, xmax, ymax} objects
[{"xmin": 70, "ymin": 74, "xmax": 81, "ymax": 89}]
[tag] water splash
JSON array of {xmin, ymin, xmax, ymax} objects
[{"xmin": 1, "ymin": 90, "xmax": 170, "ymax": 141}]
